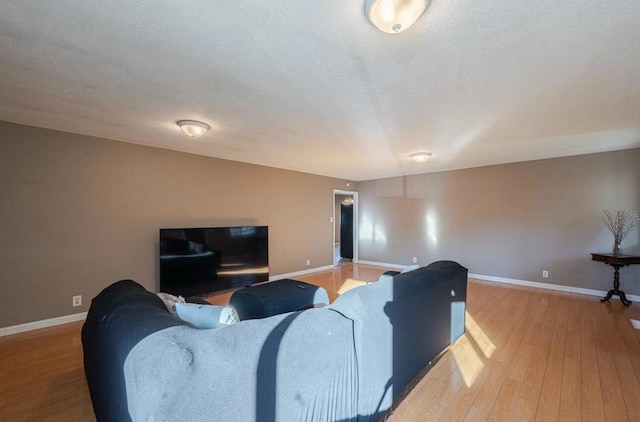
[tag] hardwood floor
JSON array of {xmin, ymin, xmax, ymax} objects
[
  {"xmin": 2, "ymin": 264, "xmax": 640, "ymax": 421},
  {"xmin": 0, "ymin": 321, "xmax": 94, "ymax": 421}
]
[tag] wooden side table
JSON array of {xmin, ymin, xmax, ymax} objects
[{"xmin": 591, "ymin": 253, "xmax": 640, "ymax": 306}]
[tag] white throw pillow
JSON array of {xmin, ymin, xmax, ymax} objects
[
  {"xmin": 157, "ymin": 292, "xmax": 186, "ymax": 316},
  {"xmin": 175, "ymin": 303, "xmax": 239, "ymax": 329}
]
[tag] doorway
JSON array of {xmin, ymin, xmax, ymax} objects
[{"xmin": 333, "ymin": 189, "xmax": 358, "ymax": 265}]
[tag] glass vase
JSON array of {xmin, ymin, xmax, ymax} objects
[{"xmin": 613, "ymin": 242, "xmax": 622, "ymax": 255}]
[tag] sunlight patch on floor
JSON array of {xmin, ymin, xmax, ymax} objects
[
  {"xmin": 450, "ymin": 312, "xmax": 496, "ymax": 387},
  {"xmin": 465, "ymin": 312, "xmax": 496, "ymax": 358},
  {"xmin": 451, "ymin": 334, "xmax": 485, "ymax": 387},
  {"xmin": 337, "ymin": 278, "xmax": 368, "ymax": 295}
]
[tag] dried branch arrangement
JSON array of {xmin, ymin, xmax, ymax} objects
[{"xmin": 600, "ymin": 209, "xmax": 640, "ymax": 246}]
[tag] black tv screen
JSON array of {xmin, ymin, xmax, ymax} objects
[{"xmin": 159, "ymin": 226, "xmax": 269, "ymax": 297}]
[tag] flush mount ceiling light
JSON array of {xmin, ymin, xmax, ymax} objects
[
  {"xmin": 410, "ymin": 152, "xmax": 432, "ymax": 163},
  {"xmin": 177, "ymin": 120, "xmax": 210, "ymax": 138},
  {"xmin": 365, "ymin": 0, "xmax": 430, "ymax": 34}
]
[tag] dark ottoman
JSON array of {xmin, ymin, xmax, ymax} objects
[{"xmin": 229, "ymin": 279, "xmax": 330, "ymax": 320}]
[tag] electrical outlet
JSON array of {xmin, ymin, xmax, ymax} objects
[
  {"xmin": 542, "ymin": 271, "xmax": 549, "ymax": 278},
  {"xmin": 412, "ymin": 257, "xmax": 418, "ymax": 264},
  {"xmin": 306, "ymin": 259, "xmax": 311, "ymax": 267},
  {"xmin": 72, "ymin": 295, "xmax": 82, "ymax": 307}
]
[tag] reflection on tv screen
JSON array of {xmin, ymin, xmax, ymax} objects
[{"xmin": 159, "ymin": 226, "xmax": 269, "ymax": 297}]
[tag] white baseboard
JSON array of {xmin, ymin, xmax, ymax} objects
[
  {"xmin": 270, "ymin": 265, "xmax": 336, "ymax": 281},
  {"xmin": 357, "ymin": 260, "xmax": 408, "ymax": 270},
  {"xmin": 353, "ymin": 260, "xmax": 640, "ymax": 302},
  {"xmin": 0, "ymin": 312, "xmax": 87, "ymax": 337},
  {"xmin": 469, "ymin": 273, "xmax": 640, "ymax": 302}
]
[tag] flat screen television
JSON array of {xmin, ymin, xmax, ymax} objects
[{"xmin": 159, "ymin": 226, "xmax": 269, "ymax": 298}]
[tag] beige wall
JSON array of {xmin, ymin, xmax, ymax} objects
[
  {"xmin": 0, "ymin": 121, "xmax": 355, "ymax": 327},
  {"xmin": 358, "ymin": 150, "xmax": 640, "ymax": 294},
  {"xmin": 4, "ymin": 118, "xmax": 638, "ymax": 327}
]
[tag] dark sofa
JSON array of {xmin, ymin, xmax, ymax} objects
[{"xmin": 82, "ymin": 260, "xmax": 468, "ymax": 421}]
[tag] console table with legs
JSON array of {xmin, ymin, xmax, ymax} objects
[{"xmin": 591, "ymin": 253, "xmax": 640, "ymax": 306}]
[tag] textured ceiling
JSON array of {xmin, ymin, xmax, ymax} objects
[{"xmin": 0, "ymin": 0, "xmax": 639, "ymax": 181}]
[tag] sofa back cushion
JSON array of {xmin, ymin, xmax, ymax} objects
[{"xmin": 124, "ymin": 307, "xmax": 358, "ymax": 422}]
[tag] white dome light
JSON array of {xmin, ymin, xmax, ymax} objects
[
  {"xmin": 410, "ymin": 152, "xmax": 432, "ymax": 162},
  {"xmin": 365, "ymin": 0, "xmax": 430, "ymax": 34},
  {"xmin": 177, "ymin": 120, "xmax": 210, "ymax": 138}
]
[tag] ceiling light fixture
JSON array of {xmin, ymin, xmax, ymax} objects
[
  {"xmin": 177, "ymin": 120, "xmax": 210, "ymax": 138},
  {"xmin": 410, "ymin": 152, "xmax": 432, "ymax": 163},
  {"xmin": 365, "ymin": 0, "xmax": 430, "ymax": 34}
]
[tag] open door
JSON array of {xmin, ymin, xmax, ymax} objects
[{"xmin": 333, "ymin": 189, "xmax": 358, "ymax": 264}]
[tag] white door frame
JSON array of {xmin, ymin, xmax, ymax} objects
[{"xmin": 333, "ymin": 189, "xmax": 358, "ymax": 264}]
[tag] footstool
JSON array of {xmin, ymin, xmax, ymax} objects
[{"xmin": 229, "ymin": 279, "xmax": 329, "ymax": 320}]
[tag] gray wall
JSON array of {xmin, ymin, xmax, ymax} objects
[
  {"xmin": 0, "ymin": 121, "xmax": 354, "ymax": 327},
  {"xmin": 358, "ymin": 150, "xmax": 640, "ymax": 294}
]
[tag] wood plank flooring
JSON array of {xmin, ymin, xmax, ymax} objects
[
  {"xmin": 2, "ymin": 264, "xmax": 640, "ymax": 421},
  {"xmin": 0, "ymin": 321, "xmax": 94, "ymax": 421}
]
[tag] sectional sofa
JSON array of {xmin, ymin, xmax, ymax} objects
[{"xmin": 82, "ymin": 260, "xmax": 468, "ymax": 421}]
